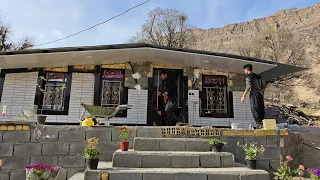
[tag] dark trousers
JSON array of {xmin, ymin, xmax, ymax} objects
[
  {"xmin": 249, "ymin": 93, "xmax": 265, "ymax": 128},
  {"xmin": 165, "ymin": 98, "xmax": 179, "ymax": 126}
]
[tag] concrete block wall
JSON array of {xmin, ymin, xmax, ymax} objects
[
  {"xmin": 188, "ymin": 90, "xmax": 255, "ymax": 128},
  {"xmin": 0, "ymin": 125, "xmax": 292, "ymax": 180}
]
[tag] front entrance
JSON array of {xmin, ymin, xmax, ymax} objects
[{"xmin": 148, "ymin": 68, "xmax": 185, "ymax": 126}]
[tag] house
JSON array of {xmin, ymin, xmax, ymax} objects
[{"xmin": 0, "ymin": 43, "xmax": 304, "ymax": 128}]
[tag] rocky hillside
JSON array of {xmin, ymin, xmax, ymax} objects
[{"xmin": 194, "ymin": 2, "xmax": 320, "ymax": 104}]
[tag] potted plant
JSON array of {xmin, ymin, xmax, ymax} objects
[
  {"xmin": 119, "ymin": 125, "xmax": 133, "ymax": 151},
  {"xmin": 25, "ymin": 163, "xmax": 62, "ymax": 180},
  {"xmin": 84, "ymin": 137, "xmax": 100, "ymax": 169},
  {"xmin": 237, "ymin": 142, "xmax": 265, "ymax": 169},
  {"xmin": 273, "ymin": 155, "xmax": 298, "ymax": 179},
  {"xmin": 208, "ymin": 138, "xmax": 227, "ymax": 152}
]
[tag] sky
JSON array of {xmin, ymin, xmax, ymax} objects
[{"xmin": 1, "ymin": 0, "xmax": 319, "ymax": 49}]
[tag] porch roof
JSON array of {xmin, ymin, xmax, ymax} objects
[{"xmin": 0, "ymin": 43, "xmax": 305, "ymax": 80}]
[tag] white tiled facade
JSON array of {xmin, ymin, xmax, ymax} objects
[{"xmin": 188, "ymin": 90, "xmax": 255, "ymax": 128}]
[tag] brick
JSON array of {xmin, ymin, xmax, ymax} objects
[
  {"xmin": 1, "ymin": 157, "xmax": 30, "ymax": 170},
  {"xmin": 171, "ymin": 155, "xmax": 199, "ymax": 168},
  {"xmin": 86, "ymin": 128, "xmax": 112, "ymax": 141},
  {"xmin": 267, "ymin": 136, "xmax": 279, "ymax": 147},
  {"xmin": 42, "ymin": 142, "xmax": 69, "ymax": 155},
  {"xmin": 111, "ymin": 126, "xmax": 137, "ymax": 141},
  {"xmin": 2, "ymin": 131, "xmax": 30, "ymax": 143},
  {"xmin": 221, "ymin": 136, "xmax": 244, "ymax": 147},
  {"xmin": 133, "ymin": 138, "xmax": 159, "ymax": 151},
  {"xmin": 59, "ymin": 129, "xmax": 85, "ymax": 142},
  {"xmin": 0, "ymin": 143, "xmax": 13, "ymax": 156},
  {"xmin": 69, "ymin": 141, "xmax": 86, "ymax": 155},
  {"xmin": 7, "ymin": 126, "xmax": 14, "ymax": 130},
  {"xmin": 31, "ymin": 156, "xmax": 58, "ymax": 166},
  {"xmin": 221, "ymin": 154, "xmax": 235, "ymax": 167},
  {"xmin": 136, "ymin": 127, "xmax": 162, "ymax": 138},
  {"xmin": 141, "ymin": 155, "xmax": 170, "ymax": 168},
  {"xmin": 112, "ymin": 153, "xmax": 142, "ymax": 168},
  {"xmin": 67, "ymin": 168, "xmax": 85, "ymax": 179},
  {"xmin": 243, "ymin": 136, "xmax": 267, "ymax": 147},
  {"xmin": 200, "ymin": 154, "xmax": 221, "ymax": 168},
  {"xmin": 208, "ymin": 174, "xmax": 239, "ymax": 180},
  {"xmin": 254, "ymin": 130, "xmax": 276, "ymax": 136},
  {"xmin": 0, "ymin": 171, "xmax": 10, "ymax": 180},
  {"xmin": 10, "ymin": 170, "xmax": 25, "ymax": 180},
  {"xmin": 15, "ymin": 126, "xmax": 23, "ymax": 130},
  {"xmin": 0, "ymin": 125, "xmax": 8, "ymax": 131},
  {"xmin": 159, "ymin": 139, "xmax": 185, "ymax": 151},
  {"xmin": 14, "ymin": 143, "xmax": 41, "ymax": 156},
  {"xmin": 58, "ymin": 156, "xmax": 85, "ymax": 168},
  {"xmin": 109, "ymin": 173, "xmax": 143, "ymax": 180},
  {"xmin": 185, "ymin": 139, "xmax": 210, "ymax": 151},
  {"xmin": 31, "ymin": 127, "xmax": 58, "ymax": 142},
  {"xmin": 22, "ymin": 125, "xmax": 30, "ymax": 130}
]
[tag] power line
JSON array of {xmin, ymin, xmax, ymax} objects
[{"xmin": 34, "ymin": 0, "xmax": 151, "ymax": 47}]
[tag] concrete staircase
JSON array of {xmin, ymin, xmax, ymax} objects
[{"xmin": 83, "ymin": 137, "xmax": 270, "ymax": 180}]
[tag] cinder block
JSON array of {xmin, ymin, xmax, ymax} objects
[
  {"xmin": 109, "ymin": 173, "xmax": 143, "ymax": 180},
  {"xmin": 235, "ymin": 147, "xmax": 246, "ymax": 161},
  {"xmin": 31, "ymin": 127, "xmax": 58, "ymax": 142},
  {"xmin": 2, "ymin": 131, "xmax": 30, "ymax": 143},
  {"xmin": 31, "ymin": 156, "xmax": 58, "ymax": 166},
  {"xmin": 58, "ymin": 156, "xmax": 85, "ymax": 168},
  {"xmin": 200, "ymin": 154, "xmax": 221, "ymax": 168},
  {"xmin": 10, "ymin": 170, "xmax": 25, "ymax": 180},
  {"xmin": 220, "ymin": 136, "xmax": 244, "ymax": 147},
  {"xmin": 208, "ymin": 174, "xmax": 239, "ymax": 180},
  {"xmin": 141, "ymin": 155, "xmax": 170, "ymax": 168},
  {"xmin": 160, "ymin": 139, "xmax": 185, "ymax": 151},
  {"xmin": 133, "ymin": 138, "xmax": 159, "ymax": 151},
  {"xmin": 0, "ymin": 171, "xmax": 10, "ymax": 180},
  {"xmin": 239, "ymin": 173, "xmax": 270, "ymax": 180},
  {"xmin": 98, "ymin": 141, "xmax": 120, "ymax": 154},
  {"xmin": 243, "ymin": 136, "xmax": 267, "ymax": 147},
  {"xmin": 266, "ymin": 136, "xmax": 278, "ymax": 147},
  {"xmin": 69, "ymin": 141, "xmax": 87, "ymax": 155},
  {"xmin": 14, "ymin": 143, "xmax": 41, "ymax": 156},
  {"xmin": 185, "ymin": 139, "xmax": 210, "ymax": 151},
  {"xmin": 0, "ymin": 143, "xmax": 13, "ymax": 156},
  {"xmin": 99, "ymin": 152, "xmax": 116, "ymax": 161},
  {"xmin": 224, "ymin": 147, "xmax": 236, "ymax": 155},
  {"xmin": 136, "ymin": 127, "xmax": 162, "ymax": 138},
  {"xmin": 171, "ymin": 155, "xmax": 199, "ymax": 168},
  {"xmin": 1, "ymin": 157, "xmax": 30, "ymax": 170},
  {"xmin": 112, "ymin": 153, "xmax": 142, "ymax": 168},
  {"xmin": 111, "ymin": 126, "xmax": 137, "ymax": 141},
  {"xmin": 260, "ymin": 147, "xmax": 281, "ymax": 159},
  {"xmin": 143, "ymin": 173, "xmax": 174, "ymax": 180},
  {"xmin": 172, "ymin": 174, "xmax": 207, "ymax": 180},
  {"xmin": 86, "ymin": 128, "xmax": 112, "ymax": 141},
  {"xmin": 84, "ymin": 170, "xmax": 100, "ymax": 180},
  {"xmin": 59, "ymin": 129, "xmax": 85, "ymax": 142},
  {"xmin": 42, "ymin": 142, "xmax": 69, "ymax": 155},
  {"xmin": 67, "ymin": 168, "xmax": 85, "ymax": 179},
  {"xmin": 221, "ymin": 153, "xmax": 235, "ymax": 167}
]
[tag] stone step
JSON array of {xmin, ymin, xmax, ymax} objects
[
  {"xmin": 112, "ymin": 150, "xmax": 234, "ymax": 168},
  {"xmin": 133, "ymin": 137, "xmax": 211, "ymax": 151},
  {"xmin": 84, "ymin": 167, "xmax": 270, "ymax": 180}
]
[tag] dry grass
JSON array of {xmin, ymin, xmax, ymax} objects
[{"xmin": 297, "ymin": 108, "xmax": 320, "ymax": 116}]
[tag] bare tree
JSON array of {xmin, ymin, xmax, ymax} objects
[
  {"xmin": 0, "ymin": 17, "xmax": 34, "ymax": 51},
  {"xmin": 129, "ymin": 8, "xmax": 196, "ymax": 48}
]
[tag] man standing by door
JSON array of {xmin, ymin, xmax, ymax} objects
[
  {"xmin": 241, "ymin": 64, "xmax": 266, "ymax": 129},
  {"xmin": 160, "ymin": 71, "xmax": 180, "ymax": 126}
]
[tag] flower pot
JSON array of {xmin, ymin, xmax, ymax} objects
[
  {"xmin": 86, "ymin": 159, "xmax": 99, "ymax": 170},
  {"xmin": 37, "ymin": 115, "xmax": 47, "ymax": 125},
  {"xmin": 120, "ymin": 141, "xmax": 129, "ymax": 151},
  {"xmin": 211, "ymin": 143, "xmax": 224, "ymax": 152},
  {"xmin": 246, "ymin": 159, "xmax": 257, "ymax": 169}
]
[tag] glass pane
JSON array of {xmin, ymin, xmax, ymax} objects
[
  {"xmin": 202, "ymin": 75, "xmax": 227, "ymax": 87},
  {"xmin": 46, "ymin": 72, "xmax": 67, "ymax": 82}
]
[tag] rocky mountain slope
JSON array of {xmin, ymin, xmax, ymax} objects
[{"xmin": 194, "ymin": 2, "xmax": 320, "ymax": 104}]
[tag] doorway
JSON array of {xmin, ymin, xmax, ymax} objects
[{"xmin": 148, "ymin": 68, "xmax": 184, "ymax": 126}]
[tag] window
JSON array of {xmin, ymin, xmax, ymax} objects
[
  {"xmin": 42, "ymin": 72, "xmax": 67, "ymax": 110},
  {"xmin": 100, "ymin": 69, "xmax": 124, "ymax": 107},
  {"xmin": 201, "ymin": 75, "xmax": 231, "ymax": 117}
]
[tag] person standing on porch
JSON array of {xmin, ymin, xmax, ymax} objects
[
  {"xmin": 241, "ymin": 64, "xmax": 266, "ymax": 129},
  {"xmin": 160, "ymin": 71, "xmax": 180, "ymax": 126}
]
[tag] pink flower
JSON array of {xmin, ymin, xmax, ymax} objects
[{"xmin": 286, "ymin": 155, "xmax": 293, "ymax": 161}]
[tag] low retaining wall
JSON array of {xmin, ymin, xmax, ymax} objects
[{"xmin": 0, "ymin": 125, "xmax": 300, "ymax": 180}]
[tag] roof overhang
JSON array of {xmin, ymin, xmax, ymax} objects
[{"xmin": 0, "ymin": 43, "xmax": 305, "ymax": 78}]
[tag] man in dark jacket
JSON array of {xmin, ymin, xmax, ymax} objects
[
  {"xmin": 241, "ymin": 64, "xmax": 266, "ymax": 129},
  {"xmin": 161, "ymin": 71, "xmax": 179, "ymax": 126}
]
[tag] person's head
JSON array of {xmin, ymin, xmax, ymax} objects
[
  {"xmin": 160, "ymin": 70, "xmax": 168, "ymax": 80},
  {"xmin": 243, "ymin": 64, "xmax": 253, "ymax": 75}
]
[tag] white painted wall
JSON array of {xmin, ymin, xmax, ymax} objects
[{"xmin": 188, "ymin": 90, "xmax": 255, "ymax": 128}]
